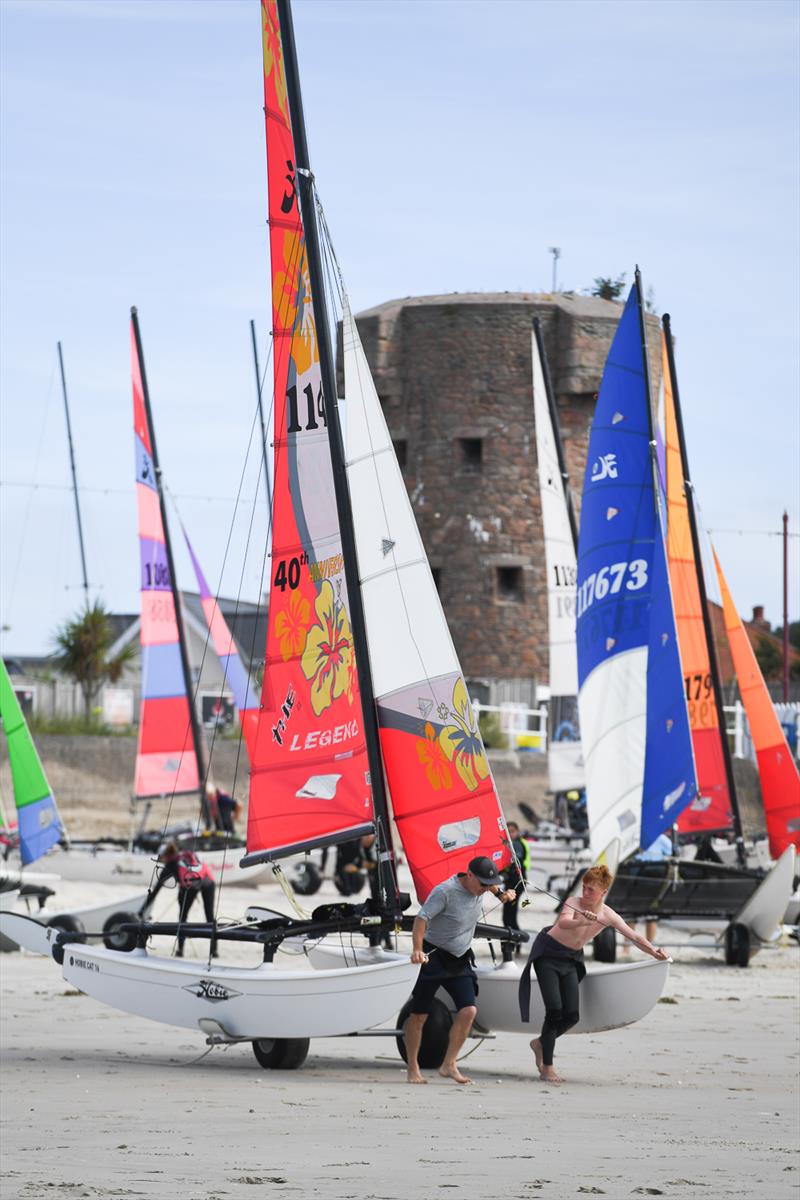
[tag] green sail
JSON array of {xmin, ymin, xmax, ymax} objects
[{"xmin": 0, "ymin": 659, "xmax": 63, "ymax": 863}]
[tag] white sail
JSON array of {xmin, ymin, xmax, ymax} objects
[{"xmin": 531, "ymin": 328, "xmax": 585, "ymax": 792}]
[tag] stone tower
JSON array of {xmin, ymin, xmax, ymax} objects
[{"xmin": 344, "ymin": 291, "xmax": 662, "ymax": 705}]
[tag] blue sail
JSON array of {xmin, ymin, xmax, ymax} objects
[{"xmin": 576, "ymin": 281, "xmax": 696, "ymax": 858}]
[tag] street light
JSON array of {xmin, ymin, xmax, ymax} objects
[{"xmin": 548, "ymin": 247, "xmax": 561, "ymax": 293}]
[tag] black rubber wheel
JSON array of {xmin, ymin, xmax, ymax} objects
[
  {"xmin": 395, "ymin": 997, "xmax": 453, "ymax": 1069},
  {"xmin": 593, "ymin": 925, "xmax": 617, "ymax": 963},
  {"xmin": 291, "ymin": 861, "xmax": 322, "ymax": 897},
  {"xmin": 724, "ymin": 922, "xmax": 751, "ymax": 968},
  {"xmin": 251, "ymin": 1037, "xmax": 310, "ymax": 1070},
  {"xmin": 102, "ymin": 911, "xmax": 141, "ymax": 952},
  {"xmin": 46, "ymin": 914, "xmax": 87, "ymax": 944},
  {"xmin": 334, "ymin": 870, "xmax": 366, "ymax": 897}
]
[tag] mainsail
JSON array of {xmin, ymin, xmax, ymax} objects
[
  {"xmin": 183, "ymin": 528, "xmax": 260, "ymax": 758},
  {"xmin": 576, "ymin": 278, "xmax": 697, "ymax": 858},
  {"xmin": 662, "ymin": 326, "xmax": 734, "ymax": 834},
  {"xmin": 131, "ymin": 318, "xmax": 201, "ymax": 801},
  {"xmin": 0, "ymin": 658, "xmax": 63, "ymax": 864},
  {"xmin": 714, "ymin": 552, "xmax": 800, "ymax": 858},
  {"xmin": 342, "ymin": 300, "xmax": 511, "ymax": 900},
  {"xmin": 531, "ymin": 319, "xmax": 584, "ymax": 794},
  {"xmin": 246, "ymin": 0, "xmax": 374, "ymax": 861}
]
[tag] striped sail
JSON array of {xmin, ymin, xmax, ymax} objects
[
  {"xmin": 714, "ymin": 552, "xmax": 800, "ymax": 858},
  {"xmin": 183, "ymin": 528, "xmax": 260, "ymax": 758},
  {"xmin": 131, "ymin": 325, "xmax": 200, "ymax": 800},
  {"xmin": 0, "ymin": 658, "xmax": 63, "ymax": 864},
  {"xmin": 342, "ymin": 300, "xmax": 511, "ymax": 901},
  {"xmin": 576, "ymin": 282, "xmax": 697, "ymax": 858},
  {"xmin": 531, "ymin": 325, "xmax": 584, "ymax": 793},
  {"xmin": 246, "ymin": 1, "xmax": 374, "ymax": 861},
  {"xmin": 662, "ymin": 329, "xmax": 733, "ymax": 834}
]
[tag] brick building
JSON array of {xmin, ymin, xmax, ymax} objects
[{"xmin": 345, "ymin": 290, "xmax": 662, "ymax": 705}]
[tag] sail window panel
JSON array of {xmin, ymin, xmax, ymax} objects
[
  {"xmin": 578, "ymin": 645, "xmax": 647, "ymax": 858},
  {"xmin": 458, "ymin": 438, "xmax": 483, "ymax": 470},
  {"xmin": 495, "ymin": 566, "xmax": 524, "ymax": 603},
  {"xmin": 362, "ymin": 564, "xmax": 459, "ymax": 700}
]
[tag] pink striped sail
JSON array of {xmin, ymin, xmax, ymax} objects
[
  {"xmin": 132, "ymin": 323, "xmax": 200, "ymax": 799},
  {"xmin": 183, "ymin": 528, "xmax": 260, "ymax": 758}
]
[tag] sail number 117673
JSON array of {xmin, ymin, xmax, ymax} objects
[{"xmin": 576, "ymin": 559, "xmax": 648, "ymax": 618}]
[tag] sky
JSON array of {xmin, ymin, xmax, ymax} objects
[{"xmin": 1, "ymin": 0, "xmax": 798, "ymax": 657}]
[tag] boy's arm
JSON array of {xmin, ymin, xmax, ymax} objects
[{"xmin": 604, "ymin": 906, "xmax": 669, "ymax": 960}]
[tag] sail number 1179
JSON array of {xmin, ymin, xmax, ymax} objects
[{"xmin": 576, "ymin": 559, "xmax": 648, "ymax": 618}]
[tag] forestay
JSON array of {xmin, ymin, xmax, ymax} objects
[
  {"xmin": 576, "ymin": 281, "xmax": 697, "ymax": 859},
  {"xmin": 531, "ymin": 323, "xmax": 584, "ymax": 793},
  {"xmin": 246, "ymin": 1, "xmax": 374, "ymax": 862},
  {"xmin": 341, "ymin": 301, "xmax": 510, "ymax": 900},
  {"xmin": 131, "ymin": 324, "xmax": 200, "ymax": 801}
]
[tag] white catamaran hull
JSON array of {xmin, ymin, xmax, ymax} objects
[
  {"xmin": 37, "ymin": 844, "xmax": 269, "ymax": 888},
  {"xmin": 305, "ymin": 943, "xmax": 669, "ymax": 1035},
  {"xmin": 50, "ymin": 941, "xmax": 420, "ymax": 1039},
  {"xmin": 0, "ymin": 893, "xmax": 149, "ymax": 953}
]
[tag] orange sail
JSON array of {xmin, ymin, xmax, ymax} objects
[
  {"xmin": 714, "ymin": 552, "xmax": 800, "ymax": 858},
  {"xmin": 662, "ymin": 331, "xmax": 733, "ymax": 833}
]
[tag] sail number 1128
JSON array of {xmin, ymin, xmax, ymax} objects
[{"xmin": 576, "ymin": 559, "xmax": 648, "ymax": 618}]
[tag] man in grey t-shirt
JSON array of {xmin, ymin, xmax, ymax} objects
[{"xmin": 406, "ymin": 856, "xmax": 515, "ymax": 1085}]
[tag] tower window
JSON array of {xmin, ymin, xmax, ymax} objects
[
  {"xmin": 393, "ymin": 439, "xmax": 408, "ymax": 469},
  {"xmin": 496, "ymin": 566, "xmax": 523, "ymax": 603},
  {"xmin": 431, "ymin": 567, "xmax": 442, "ymax": 594},
  {"xmin": 459, "ymin": 438, "xmax": 483, "ymax": 470}
]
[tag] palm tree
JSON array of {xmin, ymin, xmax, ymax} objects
[{"xmin": 54, "ymin": 601, "xmax": 135, "ymax": 722}]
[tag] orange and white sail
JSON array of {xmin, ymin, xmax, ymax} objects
[
  {"xmin": 714, "ymin": 553, "xmax": 800, "ymax": 859},
  {"xmin": 662, "ymin": 331, "xmax": 733, "ymax": 834}
]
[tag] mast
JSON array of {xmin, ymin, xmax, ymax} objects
[
  {"xmin": 275, "ymin": 0, "xmax": 401, "ymax": 913},
  {"xmin": 57, "ymin": 342, "xmax": 90, "ymax": 604},
  {"xmin": 130, "ymin": 307, "xmax": 210, "ymax": 822},
  {"xmin": 662, "ymin": 312, "xmax": 746, "ymax": 865},
  {"xmin": 532, "ymin": 317, "xmax": 578, "ymax": 553},
  {"xmin": 250, "ymin": 319, "xmax": 273, "ymax": 519},
  {"xmin": 783, "ymin": 511, "xmax": 789, "ymax": 703}
]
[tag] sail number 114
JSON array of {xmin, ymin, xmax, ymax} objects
[{"xmin": 576, "ymin": 559, "xmax": 648, "ymax": 618}]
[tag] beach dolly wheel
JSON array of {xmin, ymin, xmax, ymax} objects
[
  {"xmin": 291, "ymin": 861, "xmax": 322, "ymax": 897},
  {"xmin": 724, "ymin": 922, "xmax": 751, "ymax": 968},
  {"xmin": 46, "ymin": 914, "xmax": 86, "ymax": 943},
  {"xmin": 251, "ymin": 1038, "xmax": 310, "ymax": 1070},
  {"xmin": 395, "ymin": 998, "xmax": 452, "ymax": 1069},
  {"xmin": 102, "ymin": 912, "xmax": 142, "ymax": 952},
  {"xmin": 592, "ymin": 925, "xmax": 617, "ymax": 962}
]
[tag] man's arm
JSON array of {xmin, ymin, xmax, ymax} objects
[
  {"xmin": 605, "ymin": 907, "xmax": 669, "ymax": 960},
  {"xmin": 411, "ymin": 916, "xmax": 428, "ymax": 964}
]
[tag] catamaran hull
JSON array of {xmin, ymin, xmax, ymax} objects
[
  {"xmin": 0, "ymin": 892, "xmax": 149, "ymax": 953},
  {"xmin": 37, "ymin": 844, "xmax": 269, "ymax": 888},
  {"xmin": 54, "ymin": 942, "xmax": 419, "ymax": 1039},
  {"xmin": 304, "ymin": 943, "xmax": 668, "ymax": 1034}
]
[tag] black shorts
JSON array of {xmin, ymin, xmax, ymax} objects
[{"xmin": 410, "ymin": 960, "xmax": 477, "ymax": 1015}]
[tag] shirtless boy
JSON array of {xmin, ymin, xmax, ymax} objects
[{"xmin": 519, "ymin": 863, "xmax": 668, "ymax": 1084}]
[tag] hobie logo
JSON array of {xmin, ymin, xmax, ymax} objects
[
  {"xmin": 437, "ymin": 817, "xmax": 480, "ymax": 853},
  {"xmin": 591, "ymin": 453, "xmax": 618, "ymax": 482},
  {"xmin": 183, "ymin": 980, "xmax": 241, "ymax": 1003}
]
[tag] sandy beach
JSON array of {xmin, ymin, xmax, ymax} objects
[{"xmin": 1, "ymin": 873, "xmax": 798, "ymax": 1200}]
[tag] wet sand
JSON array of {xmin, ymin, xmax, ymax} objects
[{"xmin": 1, "ymin": 880, "xmax": 798, "ymax": 1200}]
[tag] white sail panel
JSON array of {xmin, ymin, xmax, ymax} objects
[{"xmin": 579, "ymin": 648, "xmax": 646, "ymax": 859}]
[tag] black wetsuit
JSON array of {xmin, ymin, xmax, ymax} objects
[{"xmin": 519, "ymin": 927, "xmax": 586, "ymax": 1066}]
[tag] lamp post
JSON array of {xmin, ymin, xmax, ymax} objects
[{"xmin": 548, "ymin": 246, "xmax": 561, "ymax": 293}]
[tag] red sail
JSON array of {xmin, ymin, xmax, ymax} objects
[
  {"xmin": 132, "ymin": 324, "xmax": 199, "ymax": 800},
  {"xmin": 715, "ymin": 553, "xmax": 800, "ymax": 858},
  {"xmin": 246, "ymin": 2, "xmax": 374, "ymax": 859},
  {"xmin": 662, "ymin": 332, "xmax": 733, "ymax": 834}
]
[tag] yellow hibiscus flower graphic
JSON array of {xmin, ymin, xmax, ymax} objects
[
  {"xmin": 274, "ymin": 588, "xmax": 311, "ymax": 663},
  {"xmin": 262, "ymin": 5, "xmax": 288, "ymax": 120},
  {"xmin": 438, "ymin": 678, "xmax": 490, "ymax": 792},
  {"xmin": 300, "ymin": 580, "xmax": 353, "ymax": 716},
  {"xmin": 272, "ymin": 232, "xmax": 317, "ymax": 379},
  {"xmin": 416, "ymin": 722, "xmax": 453, "ymax": 791}
]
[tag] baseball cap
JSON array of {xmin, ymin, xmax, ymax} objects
[{"xmin": 467, "ymin": 855, "xmax": 503, "ymax": 886}]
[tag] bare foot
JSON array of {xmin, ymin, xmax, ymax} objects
[
  {"xmin": 530, "ymin": 1037, "xmax": 544, "ymax": 1073},
  {"xmin": 438, "ymin": 1062, "xmax": 472, "ymax": 1085},
  {"xmin": 539, "ymin": 1065, "xmax": 564, "ymax": 1084},
  {"xmin": 406, "ymin": 1068, "xmax": 427, "ymax": 1084}
]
